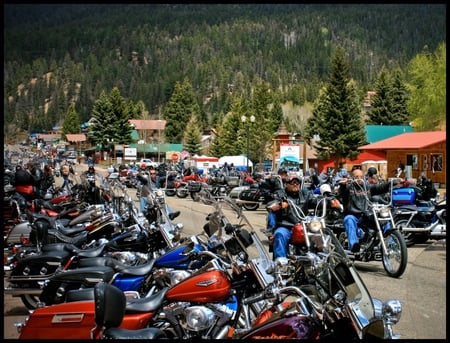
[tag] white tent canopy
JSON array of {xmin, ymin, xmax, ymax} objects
[{"xmin": 218, "ymin": 155, "xmax": 253, "ymax": 168}]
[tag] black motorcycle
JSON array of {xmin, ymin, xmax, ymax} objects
[
  {"xmin": 392, "ymin": 178, "xmax": 444, "ymax": 246},
  {"xmin": 328, "ymin": 179, "xmax": 408, "ymax": 278}
]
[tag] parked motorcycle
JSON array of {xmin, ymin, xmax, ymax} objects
[
  {"xmin": 231, "ymin": 177, "xmax": 278, "ymax": 211},
  {"xmin": 392, "ymin": 181, "xmax": 446, "ymax": 246}
]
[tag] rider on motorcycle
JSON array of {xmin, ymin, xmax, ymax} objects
[
  {"xmin": 266, "ymin": 173, "xmax": 314, "ymax": 260},
  {"xmin": 337, "ymin": 168, "xmax": 402, "ymax": 253}
]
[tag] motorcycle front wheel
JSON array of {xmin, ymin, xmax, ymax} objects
[
  {"xmin": 176, "ymin": 187, "xmax": 189, "ymax": 198},
  {"xmin": 243, "ymin": 202, "xmax": 260, "ymax": 211},
  {"xmin": 381, "ymin": 230, "xmax": 408, "ymax": 278},
  {"xmin": 165, "ymin": 188, "xmax": 176, "ymax": 197}
]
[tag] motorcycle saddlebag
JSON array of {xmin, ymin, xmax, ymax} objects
[
  {"xmin": 239, "ymin": 188, "xmax": 260, "ymax": 201},
  {"xmin": 392, "ymin": 187, "xmax": 416, "ymax": 205},
  {"xmin": 188, "ymin": 181, "xmax": 202, "ymax": 192},
  {"xmin": 226, "ymin": 176, "xmax": 240, "ymax": 187}
]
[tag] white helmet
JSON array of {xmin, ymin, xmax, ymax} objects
[{"xmin": 320, "ymin": 183, "xmax": 332, "ymax": 195}]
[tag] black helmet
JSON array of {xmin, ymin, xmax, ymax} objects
[{"xmin": 367, "ymin": 167, "xmax": 377, "ymax": 177}]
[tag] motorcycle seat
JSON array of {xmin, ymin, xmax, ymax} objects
[
  {"xmin": 105, "ymin": 257, "xmax": 156, "ymax": 276},
  {"xmin": 93, "ymin": 283, "xmax": 167, "ymax": 339},
  {"xmin": 57, "ymin": 222, "xmax": 88, "ymax": 236},
  {"xmin": 65, "ymin": 243, "xmax": 106, "ymax": 258},
  {"xmin": 124, "ymin": 287, "xmax": 170, "ymax": 313}
]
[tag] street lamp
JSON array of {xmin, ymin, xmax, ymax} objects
[
  {"xmin": 107, "ymin": 138, "xmax": 114, "ymax": 164},
  {"xmin": 157, "ymin": 119, "xmax": 162, "ymax": 163},
  {"xmin": 241, "ymin": 115, "xmax": 255, "ymax": 173}
]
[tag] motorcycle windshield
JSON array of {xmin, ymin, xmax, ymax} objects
[{"xmin": 325, "ymin": 227, "xmax": 377, "ymax": 338}]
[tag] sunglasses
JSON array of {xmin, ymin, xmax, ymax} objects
[
  {"xmin": 287, "ymin": 181, "xmax": 300, "ymax": 185},
  {"xmin": 150, "ymin": 172, "xmax": 156, "ymax": 175}
]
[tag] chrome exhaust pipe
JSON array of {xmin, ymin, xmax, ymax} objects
[{"xmin": 4, "ymin": 287, "xmax": 43, "ymax": 296}]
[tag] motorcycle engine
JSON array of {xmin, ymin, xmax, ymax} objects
[{"xmin": 185, "ymin": 306, "xmax": 216, "ymax": 331}]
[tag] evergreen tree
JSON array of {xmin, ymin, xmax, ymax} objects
[
  {"xmin": 304, "ymin": 46, "xmax": 366, "ymax": 168},
  {"xmin": 250, "ymin": 81, "xmax": 279, "ymax": 167},
  {"xmin": 108, "ymin": 87, "xmax": 134, "ymax": 144},
  {"xmin": 62, "ymin": 103, "xmax": 81, "ymax": 140},
  {"xmin": 367, "ymin": 66, "xmax": 393, "ymax": 125},
  {"xmin": 389, "ymin": 68, "xmax": 410, "ymax": 125},
  {"xmin": 163, "ymin": 78, "xmax": 202, "ymax": 143},
  {"xmin": 367, "ymin": 66, "xmax": 409, "ymax": 125},
  {"xmin": 216, "ymin": 96, "xmax": 250, "ymax": 157},
  {"xmin": 183, "ymin": 115, "xmax": 203, "ymax": 156},
  {"xmin": 89, "ymin": 90, "xmax": 114, "ymax": 148}
]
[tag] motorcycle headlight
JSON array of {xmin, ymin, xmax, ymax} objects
[
  {"xmin": 308, "ymin": 219, "xmax": 323, "ymax": 233},
  {"xmin": 382, "ymin": 299, "xmax": 402, "ymax": 325},
  {"xmin": 379, "ymin": 208, "xmax": 390, "ymax": 218}
]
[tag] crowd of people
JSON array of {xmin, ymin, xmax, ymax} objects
[{"xmin": 8, "ymin": 156, "xmax": 406, "ymax": 261}]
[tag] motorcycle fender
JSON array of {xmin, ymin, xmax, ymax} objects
[{"xmin": 241, "ymin": 315, "xmax": 319, "ymax": 339}]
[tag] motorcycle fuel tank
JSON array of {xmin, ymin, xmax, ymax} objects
[
  {"xmin": 165, "ymin": 269, "xmax": 232, "ymax": 302},
  {"xmin": 155, "ymin": 242, "xmax": 206, "ymax": 269},
  {"xmin": 241, "ymin": 314, "xmax": 319, "ymax": 339}
]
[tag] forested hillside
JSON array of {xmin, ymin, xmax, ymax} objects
[{"xmin": 3, "ymin": 4, "xmax": 446, "ymax": 136}]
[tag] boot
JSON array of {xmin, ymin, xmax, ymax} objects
[{"xmin": 168, "ymin": 211, "xmax": 180, "ymax": 220}]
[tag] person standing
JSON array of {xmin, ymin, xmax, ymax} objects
[
  {"xmin": 60, "ymin": 164, "xmax": 72, "ymax": 193},
  {"xmin": 39, "ymin": 165, "xmax": 55, "ymax": 198}
]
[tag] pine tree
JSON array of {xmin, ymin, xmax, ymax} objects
[
  {"xmin": 163, "ymin": 78, "xmax": 202, "ymax": 143},
  {"xmin": 367, "ymin": 66, "xmax": 393, "ymax": 125},
  {"xmin": 367, "ymin": 66, "xmax": 410, "ymax": 125},
  {"xmin": 304, "ymin": 46, "xmax": 366, "ymax": 168},
  {"xmin": 183, "ymin": 115, "xmax": 203, "ymax": 156},
  {"xmin": 389, "ymin": 68, "xmax": 410, "ymax": 125},
  {"xmin": 62, "ymin": 104, "xmax": 81, "ymax": 140}
]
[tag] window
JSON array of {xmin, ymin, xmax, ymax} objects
[
  {"xmin": 406, "ymin": 154, "xmax": 418, "ymax": 170},
  {"xmin": 430, "ymin": 154, "xmax": 443, "ymax": 172}
]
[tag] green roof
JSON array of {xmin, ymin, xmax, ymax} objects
[
  {"xmin": 129, "ymin": 142, "xmax": 183, "ymax": 153},
  {"xmin": 365, "ymin": 125, "xmax": 414, "ymax": 144},
  {"xmin": 130, "ymin": 130, "xmax": 140, "ymax": 140}
]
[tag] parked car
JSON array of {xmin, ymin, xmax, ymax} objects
[{"xmin": 139, "ymin": 158, "xmax": 158, "ymax": 169}]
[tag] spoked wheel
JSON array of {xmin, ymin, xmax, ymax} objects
[
  {"xmin": 394, "ymin": 217, "xmax": 419, "ymax": 247},
  {"xmin": 176, "ymin": 187, "xmax": 189, "ymax": 198},
  {"xmin": 20, "ymin": 294, "xmax": 40, "ymax": 312},
  {"xmin": 381, "ymin": 230, "xmax": 408, "ymax": 278}
]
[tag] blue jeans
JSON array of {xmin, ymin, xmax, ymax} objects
[
  {"xmin": 273, "ymin": 226, "xmax": 291, "ymax": 259},
  {"xmin": 343, "ymin": 214, "xmax": 364, "ymax": 250}
]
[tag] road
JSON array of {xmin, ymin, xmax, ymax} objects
[{"xmin": 3, "ymin": 181, "xmax": 446, "ymax": 339}]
